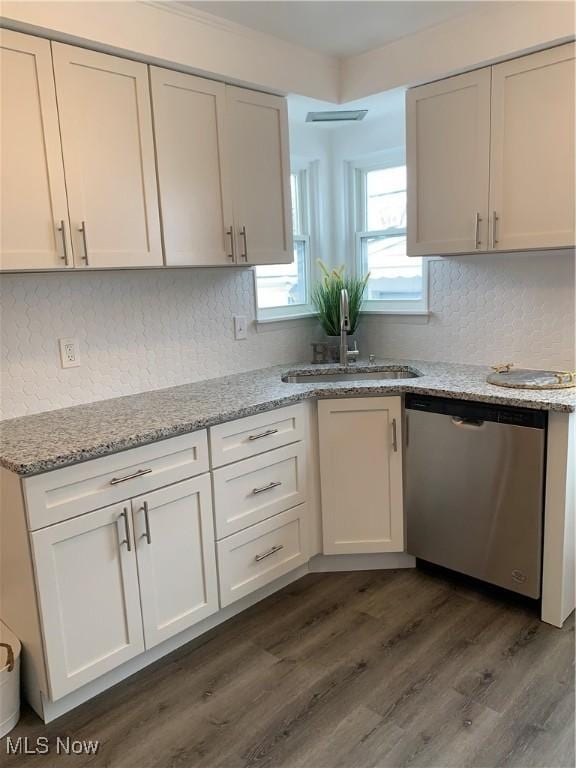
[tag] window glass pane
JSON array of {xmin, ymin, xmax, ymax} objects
[
  {"xmin": 366, "ymin": 166, "xmax": 406, "ymax": 232},
  {"xmin": 290, "ymin": 173, "xmax": 301, "ymax": 235},
  {"xmin": 361, "ymin": 235, "xmax": 422, "ymax": 301},
  {"xmin": 256, "ymin": 240, "xmax": 308, "ymax": 308}
]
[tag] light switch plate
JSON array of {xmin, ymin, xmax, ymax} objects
[
  {"xmin": 233, "ymin": 315, "xmax": 247, "ymax": 340},
  {"xmin": 59, "ymin": 338, "xmax": 80, "ymax": 368}
]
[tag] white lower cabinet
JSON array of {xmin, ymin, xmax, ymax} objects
[
  {"xmin": 31, "ymin": 473, "xmax": 219, "ymax": 698},
  {"xmin": 217, "ymin": 505, "xmax": 308, "ymax": 607},
  {"xmin": 318, "ymin": 397, "xmax": 404, "ymax": 555},
  {"xmin": 31, "ymin": 503, "xmax": 145, "ymax": 700},
  {"xmin": 132, "ymin": 476, "xmax": 219, "ymax": 649}
]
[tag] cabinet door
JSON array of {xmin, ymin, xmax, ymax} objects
[
  {"xmin": 132, "ymin": 475, "xmax": 218, "ymax": 649},
  {"xmin": 227, "ymin": 86, "xmax": 293, "ymax": 264},
  {"xmin": 318, "ymin": 397, "xmax": 404, "ymax": 554},
  {"xmin": 489, "ymin": 43, "xmax": 575, "ymax": 251},
  {"xmin": 51, "ymin": 43, "xmax": 162, "ymax": 268},
  {"xmin": 407, "ymin": 69, "xmax": 491, "ymax": 256},
  {"xmin": 0, "ymin": 30, "xmax": 71, "ymax": 270},
  {"xmin": 150, "ymin": 68, "xmax": 234, "ymax": 266},
  {"xmin": 31, "ymin": 503, "xmax": 144, "ymax": 700}
]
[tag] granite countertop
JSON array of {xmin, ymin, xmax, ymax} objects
[{"xmin": 1, "ymin": 358, "xmax": 575, "ymax": 477}]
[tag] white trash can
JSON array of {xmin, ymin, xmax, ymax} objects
[{"xmin": 0, "ymin": 621, "xmax": 21, "ymax": 737}]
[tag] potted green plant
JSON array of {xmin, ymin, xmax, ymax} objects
[{"xmin": 312, "ymin": 261, "xmax": 370, "ymax": 338}]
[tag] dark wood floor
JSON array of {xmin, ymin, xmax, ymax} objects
[{"xmin": 3, "ymin": 568, "xmax": 574, "ymax": 768}]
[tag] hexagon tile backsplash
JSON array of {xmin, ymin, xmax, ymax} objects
[
  {"xmin": 359, "ymin": 250, "xmax": 575, "ymax": 374},
  {"xmin": 1, "ymin": 250, "xmax": 574, "ymax": 419},
  {"xmin": 0, "ymin": 268, "xmax": 318, "ymax": 419}
]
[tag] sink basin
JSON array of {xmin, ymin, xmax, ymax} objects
[{"xmin": 283, "ymin": 368, "xmax": 420, "ymax": 384}]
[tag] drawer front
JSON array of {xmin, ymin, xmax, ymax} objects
[
  {"xmin": 213, "ymin": 443, "xmax": 307, "ymax": 539},
  {"xmin": 24, "ymin": 431, "xmax": 209, "ymax": 530},
  {"xmin": 209, "ymin": 404, "xmax": 304, "ymax": 468},
  {"xmin": 217, "ymin": 505, "xmax": 308, "ymax": 607}
]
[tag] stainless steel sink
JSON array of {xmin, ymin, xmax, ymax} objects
[{"xmin": 283, "ymin": 368, "xmax": 420, "ymax": 383}]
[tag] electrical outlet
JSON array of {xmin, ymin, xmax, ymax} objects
[
  {"xmin": 59, "ymin": 338, "xmax": 80, "ymax": 368},
  {"xmin": 233, "ymin": 315, "xmax": 247, "ymax": 340}
]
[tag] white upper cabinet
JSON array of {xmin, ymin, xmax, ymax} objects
[
  {"xmin": 0, "ymin": 30, "xmax": 71, "ymax": 270},
  {"xmin": 318, "ymin": 397, "xmax": 404, "ymax": 555},
  {"xmin": 131, "ymin": 476, "xmax": 218, "ymax": 649},
  {"xmin": 407, "ymin": 43, "xmax": 575, "ymax": 256},
  {"xmin": 407, "ymin": 68, "xmax": 491, "ymax": 256},
  {"xmin": 489, "ymin": 43, "xmax": 575, "ymax": 251},
  {"xmin": 227, "ymin": 86, "xmax": 293, "ymax": 264},
  {"xmin": 51, "ymin": 43, "xmax": 162, "ymax": 268},
  {"xmin": 150, "ymin": 68, "xmax": 234, "ymax": 266}
]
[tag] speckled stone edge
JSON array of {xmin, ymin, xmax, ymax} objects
[{"xmin": 1, "ymin": 359, "xmax": 574, "ymax": 477}]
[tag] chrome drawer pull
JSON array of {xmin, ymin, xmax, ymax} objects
[
  {"xmin": 110, "ymin": 468, "xmax": 152, "ymax": 485},
  {"xmin": 255, "ymin": 544, "xmax": 284, "ymax": 562},
  {"xmin": 248, "ymin": 428, "xmax": 278, "ymax": 441},
  {"xmin": 119, "ymin": 507, "xmax": 131, "ymax": 552},
  {"xmin": 253, "ymin": 481, "xmax": 282, "ymax": 495},
  {"xmin": 142, "ymin": 501, "xmax": 152, "ymax": 545}
]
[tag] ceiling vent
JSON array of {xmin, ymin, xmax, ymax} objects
[{"xmin": 305, "ymin": 109, "xmax": 368, "ymax": 123}]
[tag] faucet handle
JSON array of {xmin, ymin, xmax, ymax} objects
[{"xmin": 369, "ymin": 353, "xmax": 375, "ymax": 363}]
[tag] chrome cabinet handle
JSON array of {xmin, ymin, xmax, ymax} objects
[
  {"xmin": 248, "ymin": 428, "xmax": 278, "ymax": 441},
  {"xmin": 253, "ymin": 481, "xmax": 282, "ymax": 495},
  {"xmin": 226, "ymin": 226, "xmax": 235, "ymax": 262},
  {"xmin": 239, "ymin": 225, "xmax": 248, "ymax": 261},
  {"xmin": 491, "ymin": 211, "xmax": 498, "ymax": 248},
  {"xmin": 57, "ymin": 220, "xmax": 69, "ymax": 265},
  {"xmin": 255, "ymin": 544, "xmax": 284, "ymax": 562},
  {"xmin": 405, "ymin": 414, "xmax": 409, "ymax": 448},
  {"xmin": 474, "ymin": 212, "xmax": 482, "ymax": 249},
  {"xmin": 110, "ymin": 468, "xmax": 152, "ymax": 485},
  {"xmin": 78, "ymin": 221, "xmax": 89, "ymax": 264},
  {"xmin": 392, "ymin": 418, "xmax": 398, "ymax": 452},
  {"xmin": 119, "ymin": 507, "xmax": 131, "ymax": 552},
  {"xmin": 141, "ymin": 501, "xmax": 152, "ymax": 545}
]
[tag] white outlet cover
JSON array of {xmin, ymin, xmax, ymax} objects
[
  {"xmin": 59, "ymin": 337, "xmax": 80, "ymax": 368},
  {"xmin": 233, "ymin": 315, "xmax": 247, "ymax": 340}
]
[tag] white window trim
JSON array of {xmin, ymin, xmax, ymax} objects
[
  {"xmin": 256, "ymin": 161, "xmax": 318, "ymax": 322},
  {"xmin": 349, "ymin": 151, "xmax": 429, "ymax": 315}
]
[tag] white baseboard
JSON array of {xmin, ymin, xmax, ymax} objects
[{"xmin": 309, "ymin": 552, "xmax": 416, "ymax": 572}]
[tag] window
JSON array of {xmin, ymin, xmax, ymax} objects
[
  {"xmin": 255, "ymin": 168, "xmax": 313, "ymax": 320},
  {"xmin": 354, "ymin": 161, "xmax": 427, "ymax": 313}
]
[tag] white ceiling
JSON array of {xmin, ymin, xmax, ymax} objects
[{"xmin": 182, "ymin": 1, "xmax": 483, "ymax": 58}]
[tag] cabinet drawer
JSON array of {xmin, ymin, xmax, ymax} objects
[
  {"xmin": 213, "ymin": 443, "xmax": 307, "ymax": 539},
  {"xmin": 217, "ymin": 505, "xmax": 308, "ymax": 607},
  {"xmin": 209, "ymin": 404, "xmax": 304, "ymax": 468},
  {"xmin": 24, "ymin": 432, "xmax": 209, "ymax": 530}
]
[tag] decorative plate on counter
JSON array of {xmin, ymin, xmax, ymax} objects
[{"xmin": 487, "ymin": 364, "xmax": 576, "ymax": 390}]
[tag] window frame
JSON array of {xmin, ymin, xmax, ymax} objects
[
  {"xmin": 255, "ymin": 163, "xmax": 317, "ymax": 322},
  {"xmin": 350, "ymin": 153, "xmax": 429, "ymax": 315}
]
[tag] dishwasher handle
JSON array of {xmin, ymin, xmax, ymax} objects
[{"xmin": 451, "ymin": 416, "xmax": 485, "ymax": 429}]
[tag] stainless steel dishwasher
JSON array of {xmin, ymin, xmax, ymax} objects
[{"xmin": 405, "ymin": 394, "xmax": 546, "ymax": 598}]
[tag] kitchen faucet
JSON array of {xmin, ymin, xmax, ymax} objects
[{"xmin": 340, "ymin": 288, "xmax": 359, "ymax": 366}]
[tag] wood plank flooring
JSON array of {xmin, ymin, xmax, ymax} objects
[{"xmin": 3, "ymin": 568, "xmax": 574, "ymax": 768}]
